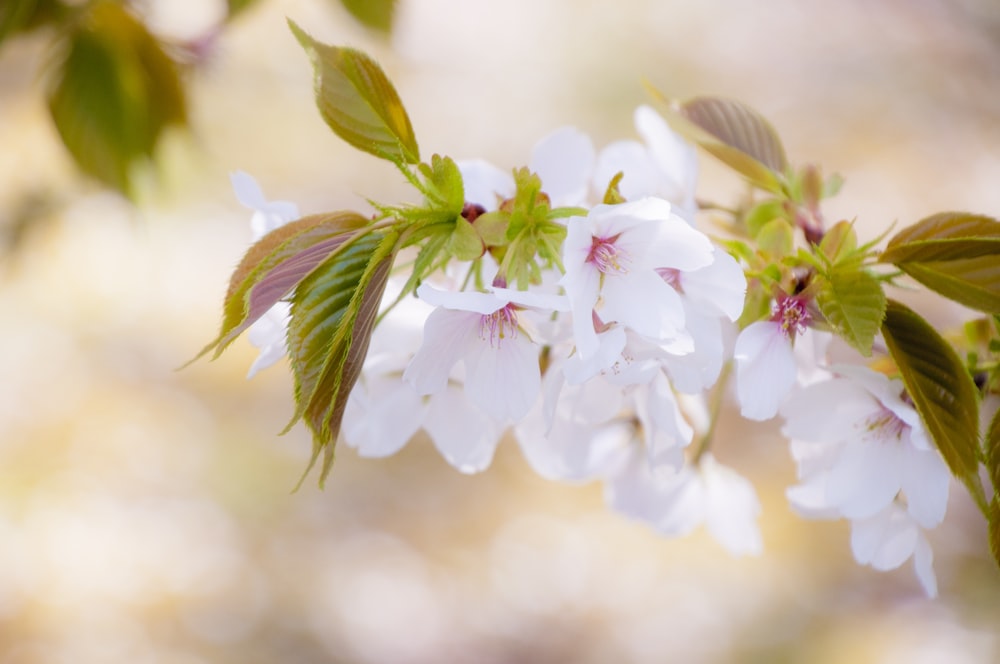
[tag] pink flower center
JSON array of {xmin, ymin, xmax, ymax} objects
[
  {"xmin": 587, "ymin": 235, "xmax": 628, "ymax": 274},
  {"xmin": 863, "ymin": 404, "xmax": 908, "ymax": 441},
  {"xmin": 480, "ymin": 303, "xmax": 519, "ymax": 347},
  {"xmin": 771, "ymin": 296, "xmax": 810, "ymax": 339},
  {"xmin": 657, "ymin": 267, "xmax": 683, "ymax": 292}
]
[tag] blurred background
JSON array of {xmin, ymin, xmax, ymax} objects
[{"xmin": 2, "ymin": 0, "xmax": 1000, "ymax": 661}]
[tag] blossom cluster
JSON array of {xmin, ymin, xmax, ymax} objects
[{"xmin": 230, "ymin": 104, "xmax": 951, "ymax": 597}]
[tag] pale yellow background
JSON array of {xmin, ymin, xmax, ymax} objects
[{"xmin": 1, "ymin": 0, "xmax": 999, "ymax": 662}]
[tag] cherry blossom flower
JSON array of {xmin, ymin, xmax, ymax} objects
[
  {"xmin": 594, "ymin": 104, "xmax": 700, "ymax": 221},
  {"xmin": 230, "ymin": 171, "xmax": 299, "ymax": 378},
  {"xmin": 780, "ymin": 365, "xmax": 949, "ymax": 596},
  {"xmin": 607, "ymin": 450, "xmax": 763, "ymax": 556},
  {"xmin": 851, "ymin": 502, "xmax": 938, "ymax": 597},
  {"xmin": 733, "ymin": 294, "xmax": 811, "ymax": 420},
  {"xmin": 403, "ymin": 283, "xmax": 569, "ymax": 423},
  {"xmin": 560, "ymin": 197, "xmax": 714, "ymax": 361}
]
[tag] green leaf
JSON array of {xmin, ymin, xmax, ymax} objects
[
  {"xmin": 288, "ymin": 20, "xmax": 419, "ymax": 165},
  {"xmin": 756, "ymin": 218, "xmax": 794, "ymax": 257},
  {"xmin": 815, "ymin": 265, "xmax": 885, "ymax": 356},
  {"xmin": 0, "ymin": 0, "xmax": 62, "ymax": 47},
  {"xmin": 194, "ymin": 212, "xmax": 369, "ymax": 363},
  {"xmin": 880, "ymin": 213, "xmax": 1000, "ymax": 313},
  {"xmin": 990, "ymin": 501, "xmax": 1000, "ymax": 571},
  {"xmin": 419, "ymin": 154, "xmax": 464, "ymax": 213},
  {"xmin": 818, "ymin": 220, "xmax": 858, "ymax": 264},
  {"xmin": 987, "ymin": 407, "xmax": 1000, "ymax": 500},
  {"xmin": 882, "ymin": 299, "xmax": 985, "ymax": 509},
  {"xmin": 46, "ymin": 2, "xmax": 187, "ymax": 196},
  {"xmin": 744, "ymin": 199, "xmax": 786, "ymax": 239},
  {"xmin": 895, "ymin": 256, "xmax": 1000, "ymax": 315},
  {"xmin": 656, "ymin": 95, "xmax": 787, "ymax": 193},
  {"xmin": 339, "ymin": 0, "xmax": 396, "ymax": 33},
  {"xmin": 287, "ymin": 231, "xmax": 396, "ymax": 486},
  {"xmin": 447, "ymin": 217, "xmax": 484, "ymax": 260},
  {"xmin": 880, "ymin": 212, "xmax": 1000, "ymax": 264},
  {"xmin": 226, "ymin": 0, "xmax": 263, "ymax": 19}
]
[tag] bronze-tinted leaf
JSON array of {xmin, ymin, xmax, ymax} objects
[
  {"xmin": 289, "ymin": 20, "xmax": 419, "ymax": 165},
  {"xmin": 192, "ymin": 212, "xmax": 369, "ymax": 364},
  {"xmin": 882, "ymin": 299, "xmax": 984, "ymax": 507},
  {"xmin": 681, "ymin": 97, "xmax": 788, "ymax": 173},
  {"xmin": 880, "ymin": 212, "xmax": 1000, "ymax": 264},
  {"xmin": 339, "ymin": 0, "xmax": 396, "ymax": 33},
  {"xmin": 46, "ymin": 2, "xmax": 186, "ymax": 196},
  {"xmin": 287, "ymin": 231, "xmax": 395, "ymax": 486}
]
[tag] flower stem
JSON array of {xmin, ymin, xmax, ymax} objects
[{"xmin": 691, "ymin": 360, "xmax": 733, "ymax": 463}]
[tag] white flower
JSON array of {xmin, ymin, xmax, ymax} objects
[
  {"xmin": 734, "ymin": 295, "xmax": 811, "ymax": 420},
  {"xmin": 403, "ymin": 283, "xmax": 568, "ymax": 423},
  {"xmin": 782, "ymin": 365, "xmax": 949, "ymax": 526},
  {"xmin": 607, "ymin": 450, "xmax": 763, "ymax": 556},
  {"xmin": 230, "ymin": 171, "xmax": 300, "ymax": 378},
  {"xmin": 851, "ymin": 503, "xmax": 938, "ymax": 597},
  {"xmin": 595, "ymin": 105, "xmax": 699, "ymax": 221},
  {"xmin": 560, "ymin": 197, "xmax": 714, "ymax": 361},
  {"xmin": 781, "ymin": 365, "xmax": 949, "ymax": 596}
]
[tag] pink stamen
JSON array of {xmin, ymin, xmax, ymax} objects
[
  {"xmin": 771, "ymin": 295, "xmax": 811, "ymax": 339},
  {"xmin": 587, "ymin": 235, "xmax": 628, "ymax": 274},
  {"xmin": 480, "ymin": 304, "xmax": 519, "ymax": 347}
]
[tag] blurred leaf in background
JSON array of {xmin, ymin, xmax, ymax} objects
[
  {"xmin": 0, "ymin": 0, "xmax": 63, "ymax": 47},
  {"xmin": 45, "ymin": 1, "xmax": 188, "ymax": 198},
  {"xmin": 338, "ymin": 0, "xmax": 397, "ymax": 34}
]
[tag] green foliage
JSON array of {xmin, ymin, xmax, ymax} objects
[
  {"xmin": 881, "ymin": 299, "xmax": 987, "ymax": 512},
  {"xmin": 496, "ymin": 168, "xmax": 567, "ymax": 288},
  {"xmin": 880, "ymin": 212, "xmax": 1000, "ymax": 313},
  {"xmin": 655, "ymin": 94, "xmax": 787, "ymax": 193},
  {"xmin": 287, "ymin": 231, "xmax": 396, "ymax": 487},
  {"xmin": 987, "ymin": 407, "xmax": 1000, "ymax": 502},
  {"xmin": 0, "ymin": 0, "xmax": 62, "ymax": 46},
  {"xmin": 818, "ymin": 220, "xmax": 859, "ymax": 265},
  {"xmin": 195, "ymin": 212, "xmax": 370, "ymax": 363},
  {"xmin": 46, "ymin": 1, "xmax": 187, "ymax": 196},
  {"xmin": 815, "ymin": 265, "xmax": 885, "ymax": 356},
  {"xmin": 755, "ymin": 218, "xmax": 794, "ymax": 257},
  {"xmin": 289, "ymin": 20, "xmax": 419, "ymax": 165},
  {"xmin": 744, "ymin": 199, "xmax": 787, "ymax": 239},
  {"xmin": 338, "ymin": 0, "xmax": 397, "ymax": 33}
]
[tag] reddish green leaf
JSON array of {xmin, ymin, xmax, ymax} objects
[
  {"xmin": 657, "ymin": 96, "xmax": 787, "ymax": 192},
  {"xmin": 289, "ymin": 20, "xmax": 419, "ymax": 165},
  {"xmin": 46, "ymin": 2, "xmax": 186, "ymax": 196},
  {"xmin": 880, "ymin": 212, "xmax": 1000, "ymax": 264},
  {"xmin": 287, "ymin": 231, "xmax": 396, "ymax": 486},
  {"xmin": 897, "ymin": 256, "xmax": 1000, "ymax": 315},
  {"xmin": 815, "ymin": 265, "xmax": 885, "ymax": 356},
  {"xmin": 193, "ymin": 212, "xmax": 369, "ymax": 363},
  {"xmin": 882, "ymin": 299, "xmax": 985, "ymax": 508}
]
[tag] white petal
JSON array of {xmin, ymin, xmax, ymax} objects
[
  {"xmin": 662, "ymin": 305, "xmax": 723, "ymax": 393},
  {"xmin": 343, "ymin": 377, "xmax": 425, "ymax": 458},
  {"xmin": 464, "ymin": 333, "xmax": 540, "ymax": 422},
  {"xmin": 490, "ymin": 286, "xmax": 570, "ymax": 312},
  {"xmin": 562, "ymin": 326, "xmax": 627, "ymax": 384},
  {"xmin": 850, "ymin": 505, "xmax": 917, "ymax": 570},
  {"xmin": 634, "ymin": 105, "xmax": 698, "ymax": 208},
  {"xmin": 825, "ymin": 440, "xmax": 903, "ymax": 519},
  {"xmin": 734, "ymin": 322, "xmax": 796, "ymax": 420},
  {"xmin": 416, "ymin": 283, "xmax": 506, "ymax": 314},
  {"xmin": 424, "ymin": 386, "xmax": 503, "ymax": 473},
  {"xmin": 913, "ymin": 533, "xmax": 938, "ymax": 597},
  {"xmin": 230, "ymin": 171, "xmax": 267, "ymax": 210},
  {"xmin": 600, "ymin": 269, "xmax": 686, "ymax": 342},
  {"xmin": 530, "ymin": 126, "xmax": 595, "ymax": 206},
  {"xmin": 246, "ymin": 302, "xmax": 290, "ymax": 378},
  {"xmin": 780, "ymin": 377, "xmax": 875, "ymax": 443},
  {"xmin": 594, "ymin": 140, "xmax": 658, "ymax": 200},
  {"xmin": 457, "ymin": 159, "xmax": 515, "ymax": 208},
  {"xmin": 901, "ymin": 448, "xmax": 950, "ymax": 528},
  {"xmin": 637, "ymin": 373, "xmax": 693, "ymax": 467},
  {"xmin": 403, "ymin": 308, "xmax": 478, "ymax": 395},
  {"xmin": 701, "ymin": 455, "xmax": 763, "ymax": 556},
  {"xmin": 678, "ymin": 248, "xmax": 747, "ymax": 321}
]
